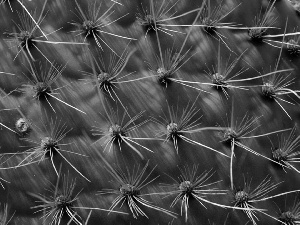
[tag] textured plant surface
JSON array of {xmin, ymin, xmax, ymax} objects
[{"xmin": 2, "ymin": 0, "xmax": 300, "ymax": 224}]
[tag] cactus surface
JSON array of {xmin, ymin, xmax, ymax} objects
[{"xmin": 1, "ymin": 0, "xmax": 300, "ymax": 224}]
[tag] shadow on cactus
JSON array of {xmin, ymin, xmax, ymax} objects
[
  {"xmin": 4, "ymin": 2, "xmax": 47, "ymax": 61},
  {"xmin": 151, "ymin": 97, "xmax": 228, "ymax": 157},
  {"xmin": 157, "ymin": 164, "xmax": 266, "ymax": 223},
  {"xmin": 29, "ymin": 168, "xmax": 85, "ymax": 225},
  {"xmin": 30, "ymin": 168, "xmax": 128, "ymax": 225},
  {"xmin": 153, "ymin": 0, "xmax": 242, "ymax": 51},
  {"xmin": 247, "ymin": 1, "xmax": 278, "ymax": 44},
  {"xmin": 2, "ymin": 0, "xmax": 49, "ymax": 37},
  {"xmin": 2, "ymin": 117, "xmax": 90, "ymax": 181},
  {"xmin": 277, "ymin": 197, "xmax": 300, "ymax": 224},
  {"xmin": 258, "ymin": 42, "xmax": 299, "ymax": 120},
  {"xmin": 217, "ymin": 104, "xmax": 291, "ymax": 190},
  {"xmin": 271, "ymin": 126, "xmax": 300, "ymax": 174},
  {"xmin": 81, "ymin": 45, "xmax": 152, "ymax": 118},
  {"xmin": 0, "ymin": 204, "xmax": 15, "ymax": 225},
  {"xmin": 98, "ymin": 160, "xmax": 177, "ymax": 219},
  {"xmin": 219, "ymin": 111, "xmax": 261, "ymax": 145},
  {"xmin": 202, "ymin": 39, "xmax": 291, "ymax": 99},
  {"xmin": 82, "ymin": 48, "xmax": 134, "ymax": 95},
  {"xmin": 262, "ymin": 26, "xmax": 300, "ymax": 52},
  {"xmin": 146, "ymin": 6, "xmax": 208, "ymax": 92},
  {"xmin": 146, "ymin": 45, "xmax": 199, "ymax": 89},
  {"xmin": 289, "ymin": 0, "xmax": 300, "ymax": 16},
  {"xmin": 201, "ymin": 41, "xmax": 249, "ymax": 99},
  {"xmin": 70, "ymin": 0, "xmax": 135, "ymax": 56},
  {"xmin": 21, "ymin": 61, "xmax": 86, "ymax": 114},
  {"xmin": 231, "ymin": 175, "xmax": 300, "ymax": 224},
  {"xmin": 159, "ymin": 165, "xmax": 228, "ymax": 222},
  {"xmin": 261, "ymin": 71, "xmax": 300, "ymax": 118},
  {"xmin": 4, "ymin": 0, "xmax": 87, "ymax": 63},
  {"xmin": 135, "ymin": 0, "xmax": 200, "ymax": 37},
  {"xmin": 193, "ymin": 0, "xmax": 241, "ymax": 51},
  {"xmin": 92, "ymin": 107, "xmax": 154, "ymax": 159},
  {"xmin": 245, "ymin": 1, "xmax": 300, "ymax": 50}
]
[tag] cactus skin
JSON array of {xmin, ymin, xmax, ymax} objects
[{"xmin": 2, "ymin": 0, "xmax": 300, "ymax": 224}]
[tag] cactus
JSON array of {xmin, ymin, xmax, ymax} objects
[{"xmin": 2, "ymin": 0, "xmax": 300, "ymax": 224}]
